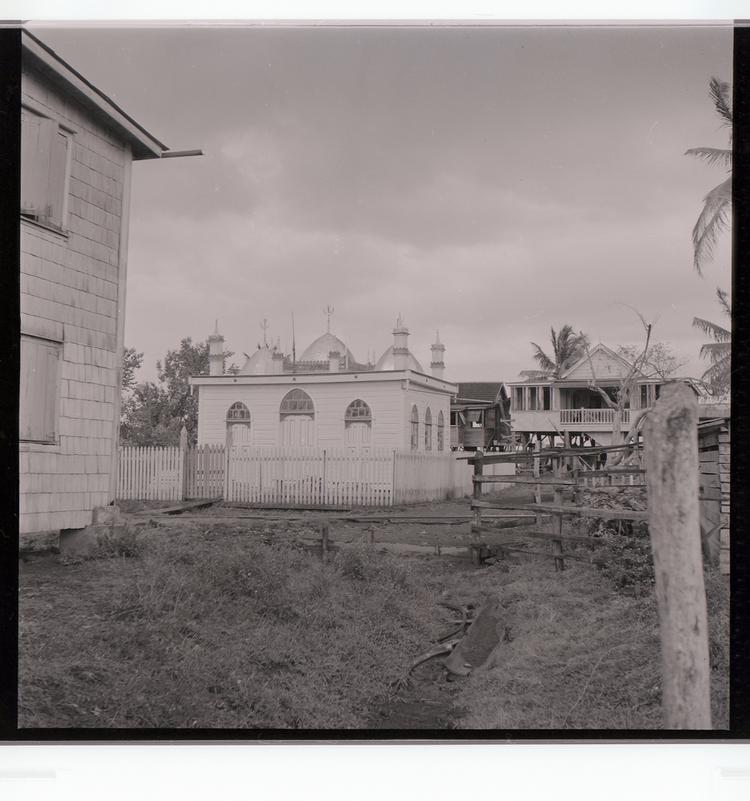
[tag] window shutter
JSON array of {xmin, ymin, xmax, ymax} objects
[
  {"xmin": 21, "ymin": 111, "xmax": 55, "ymax": 218},
  {"xmin": 19, "ymin": 336, "xmax": 60, "ymax": 443},
  {"xmin": 47, "ymin": 131, "xmax": 69, "ymax": 228}
]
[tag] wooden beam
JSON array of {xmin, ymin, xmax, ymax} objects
[
  {"xmin": 472, "ymin": 475, "xmax": 577, "ymax": 486},
  {"xmin": 471, "ymin": 499, "xmax": 649, "ymax": 521}
]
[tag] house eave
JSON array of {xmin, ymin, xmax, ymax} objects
[{"xmin": 22, "ymin": 30, "xmax": 167, "ymax": 160}]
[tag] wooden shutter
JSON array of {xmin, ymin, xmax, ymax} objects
[
  {"xmin": 20, "ymin": 336, "xmax": 60, "ymax": 442},
  {"xmin": 47, "ymin": 130, "xmax": 69, "ymax": 228},
  {"xmin": 21, "ymin": 110, "xmax": 55, "ymax": 218}
]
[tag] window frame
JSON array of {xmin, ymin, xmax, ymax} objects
[
  {"xmin": 410, "ymin": 405, "xmax": 419, "ymax": 451},
  {"xmin": 344, "ymin": 398, "xmax": 372, "ymax": 425},
  {"xmin": 437, "ymin": 410, "xmax": 445, "ymax": 451},
  {"xmin": 226, "ymin": 401, "xmax": 251, "ymax": 422},
  {"xmin": 279, "ymin": 389, "xmax": 315, "ymax": 418},
  {"xmin": 424, "ymin": 407, "xmax": 432, "ymax": 451}
]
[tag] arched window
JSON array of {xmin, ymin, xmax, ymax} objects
[
  {"xmin": 344, "ymin": 399, "xmax": 372, "ymax": 425},
  {"xmin": 226, "ymin": 401, "xmax": 251, "ymax": 421},
  {"xmin": 437, "ymin": 410, "xmax": 445, "ymax": 451},
  {"xmin": 226, "ymin": 402, "xmax": 251, "ymax": 445},
  {"xmin": 279, "ymin": 389, "xmax": 315, "ymax": 418},
  {"xmin": 410, "ymin": 405, "xmax": 419, "ymax": 451},
  {"xmin": 424, "ymin": 407, "xmax": 432, "ymax": 450}
]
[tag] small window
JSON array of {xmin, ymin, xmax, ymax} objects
[
  {"xmin": 21, "ymin": 107, "xmax": 72, "ymax": 232},
  {"xmin": 410, "ymin": 405, "xmax": 419, "ymax": 451},
  {"xmin": 543, "ymin": 386, "xmax": 551, "ymax": 411},
  {"xmin": 655, "ymin": 384, "xmax": 661, "ymax": 400},
  {"xmin": 280, "ymin": 389, "xmax": 315, "ymax": 417},
  {"xmin": 226, "ymin": 402, "xmax": 251, "ymax": 421},
  {"xmin": 529, "ymin": 387, "xmax": 538, "ymax": 411},
  {"xmin": 514, "ymin": 386, "xmax": 524, "ymax": 411},
  {"xmin": 345, "ymin": 399, "xmax": 372, "ymax": 423},
  {"xmin": 640, "ymin": 385, "xmax": 649, "ymax": 408},
  {"xmin": 425, "ymin": 407, "xmax": 432, "ymax": 450},
  {"xmin": 20, "ymin": 335, "xmax": 62, "ymax": 443},
  {"xmin": 437, "ymin": 410, "xmax": 445, "ymax": 451}
]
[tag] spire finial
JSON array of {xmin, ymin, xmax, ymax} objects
[
  {"xmin": 214, "ymin": 318, "xmax": 219, "ymax": 334},
  {"xmin": 260, "ymin": 318, "xmax": 269, "ymax": 347},
  {"xmin": 324, "ymin": 304, "xmax": 334, "ymax": 333}
]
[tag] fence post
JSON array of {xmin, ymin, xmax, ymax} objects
[
  {"xmin": 179, "ymin": 425, "xmax": 189, "ymax": 501},
  {"xmin": 644, "ymin": 382, "xmax": 711, "ymax": 729},
  {"xmin": 534, "ymin": 437, "xmax": 542, "ymax": 528},
  {"xmin": 223, "ymin": 426, "xmax": 232, "ymax": 502},
  {"xmin": 551, "ymin": 454, "xmax": 565, "ymax": 571},
  {"xmin": 391, "ymin": 450, "xmax": 397, "ymax": 507},
  {"xmin": 470, "ymin": 451, "xmax": 484, "ymax": 565}
]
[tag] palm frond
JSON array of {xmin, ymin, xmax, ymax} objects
[
  {"xmin": 692, "ymin": 177, "xmax": 732, "ymax": 275},
  {"xmin": 716, "ymin": 287, "xmax": 731, "ymax": 317},
  {"xmin": 699, "ymin": 341, "xmax": 731, "ymax": 360},
  {"xmin": 684, "ymin": 147, "xmax": 732, "ymax": 168},
  {"xmin": 692, "ymin": 315, "xmax": 731, "ymax": 342},
  {"xmin": 700, "ymin": 354, "xmax": 731, "ymax": 388},
  {"xmin": 709, "ymin": 76, "xmax": 733, "ymax": 126},
  {"xmin": 531, "ymin": 342, "xmax": 555, "ymax": 374}
]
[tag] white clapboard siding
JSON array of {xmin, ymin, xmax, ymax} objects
[{"xmin": 117, "ymin": 446, "xmax": 182, "ymax": 501}]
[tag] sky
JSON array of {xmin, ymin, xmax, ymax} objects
[{"xmin": 33, "ymin": 23, "xmax": 733, "ymax": 384}]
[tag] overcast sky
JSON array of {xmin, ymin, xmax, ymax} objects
[{"xmin": 34, "ymin": 23, "xmax": 733, "ymax": 383}]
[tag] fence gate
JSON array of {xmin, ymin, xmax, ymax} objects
[{"xmin": 185, "ymin": 444, "xmax": 225, "ymax": 499}]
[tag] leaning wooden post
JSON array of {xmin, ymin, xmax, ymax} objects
[
  {"xmin": 179, "ymin": 425, "xmax": 189, "ymax": 501},
  {"xmin": 471, "ymin": 451, "xmax": 484, "ymax": 565},
  {"xmin": 321, "ymin": 522, "xmax": 329, "ymax": 564},
  {"xmin": 551, "ymin": 454, "xmax": 565, "ymax": 571},
  {"xmin": 644, "ymin": 383, "xmax": 711, "ymax": 729}
]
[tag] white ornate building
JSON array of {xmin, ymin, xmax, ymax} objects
[{"xmin": 190, "ymin": 316, "xmax": 457, "ymax": 454}]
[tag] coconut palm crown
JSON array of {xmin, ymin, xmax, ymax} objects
[
  {"xmin": 685, "ymin": 77, "xmax": 732, "ymax": 276},
  {"xmin": 692, "ymin": 287, "xmax": 731, "ymax": 396},
  {"xmin": 530, "ymin": 325, "xmax": 590, "ymax": 378}
]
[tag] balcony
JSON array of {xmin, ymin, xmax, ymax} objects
[
  {"xmin": 560, "ymin": 408, "xmax": 630, "ymax": 426},
  {"xmin": 511, "ymin": 408, "xmax": 632, "ymax": 433}
]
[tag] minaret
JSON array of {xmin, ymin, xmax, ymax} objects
[
  {"xmin": 393, "ymin": 313, "xmax": 410, "ymax": 371},
  {"xmin": 208, "ymin": 320, "xmax": 225, "ymax": 376},
  {"xmin": 430, "ymin": 330, "xmax": 446, "ymax": 380}
]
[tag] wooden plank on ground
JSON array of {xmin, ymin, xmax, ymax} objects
[{"xmin": 473, "ymin": 475, "xmax": 576, "ymax": 486}]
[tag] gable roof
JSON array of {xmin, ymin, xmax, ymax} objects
[
  {"xmin": 22, "ymin": 30, "xmax": 166, "ymax": 160},
  {"xmin": 455, "ymin": 382, "xmax": 506, "ymax": 403},
  {"xmin": 558, "ymin": 342, "xmax": 644, "ymax": 381}
]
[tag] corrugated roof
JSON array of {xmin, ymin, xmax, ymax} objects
[{"xmin": 455, "ymin": 382, "xmax": 503, "ymax": 403}]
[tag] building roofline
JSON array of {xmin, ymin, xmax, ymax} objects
[
  {"xmin": 22, "ymin": 29, "xmax": 167, "ymax": 160},
  {"xmin": 189, "ymin": 368, "xmax": 458, "ymax": 393}
]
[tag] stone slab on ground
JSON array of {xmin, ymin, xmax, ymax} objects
[{"xmin": 444, "ymin": 595, "xmax": 505, "ymax": 677}]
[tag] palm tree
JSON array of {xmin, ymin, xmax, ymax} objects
[
  {"xmin": 693, "ymin": 288, "xmax": 731, "ymax": 397},
  {"xmin": 685, "ymin": 77, "xmax": 732, "ymax": 276},
  {"xmin": 530, "ymin": 325, "xmax": 590, "ymax": 378}
]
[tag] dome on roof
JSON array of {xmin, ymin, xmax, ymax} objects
[
  {"xmin": 375, "ymin": 345, "xmax": 424, "ymax": 373},
  {"xmin": 299, "ymin": 332, "xmax": 357, "ymax": 365},
  {"xmin": 239, "ymin": 346, "xmax": 277, "ymax": 375}
]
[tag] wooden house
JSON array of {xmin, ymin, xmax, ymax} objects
[
  {"xmin": 507, "ymin": 343, "xmax": 671, "ymax": 449},
  {"xmin": 697, "ymin": 410, "xmax": 730, "ymax": 574},
  {"xmin": 450, "ymin": 382, "xmax": 511, "ymax": 451},
  {"xmin": 19, "ymin": 32, "xmax": 167, "ymax": 538}
]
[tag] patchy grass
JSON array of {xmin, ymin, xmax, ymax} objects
[
  {"xmin": 19, "ymin": 514, "xmax": 729, "ymax": 730},
  {"xmin": 19, "ymin": 523, "xmax": 445, "ymax": 729},
  {"xmin": 449, "ymin": 557, "xmax": 728, "ymax": 730}
]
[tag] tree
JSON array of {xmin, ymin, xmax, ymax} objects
[
  {"xmin": 530, "ymin": 325, "xmax": 590, "ymax": 378},
  {"xmin": 616, "ymin": 342, "xmax": 688, "ymax": 381},
  {"xmin": 693, "ymin": 287, "xmax": 731, "ymax": 397},
  {"xmin": 685, "ymin": 77, "xmax": 732, "ymax": 276},
  {"xmin": 121, "ymin": 347, "xmax": 143, "ymax": 393},
  {"xmin": 585, "ymin": 312, "xmax": 654, "ymax": 465},
  {"xmin": 120, "ymin": 337, "xmax": 233, "ymax": 446}
]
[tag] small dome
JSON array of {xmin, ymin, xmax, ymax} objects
[
  {"xmin": 239, "ymin": 346, "xmax": 277, "ymax": 375},
  {"xmin": 375, "ymin": 345, "xmax": 424, "ymax": 373},
  {"xmin": 299, "ymin": 332, "xmax": 357, "ymax": 365}
]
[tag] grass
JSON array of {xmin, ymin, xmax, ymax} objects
[
  {"xmin": 447, "ymin": 557, "xmax": 728, "ymax": 730},
  {"xmin": 19, "ymin": 522, "xmax": 445, "ymax": 729},
  {"xmin": 19, "ymin": 515, "xmax": 729, "ymax": 730}
]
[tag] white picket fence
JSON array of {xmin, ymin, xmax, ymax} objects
[
  {"xmin": 118, "ymin": 445, "xmax": 514, "ymax": 506},
  {"xmin": 117, "ymin": 446, "xmax": 183, "ymax": 501}
]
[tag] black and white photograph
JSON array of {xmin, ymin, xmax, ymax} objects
[{"xmin": 16, "ymin": 20, "xmax": 732, "ymax": 732}]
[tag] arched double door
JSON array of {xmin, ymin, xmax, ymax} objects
[{"xmin": 344, "ymin": 398, "xmax": 372, "ymax": 456}]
